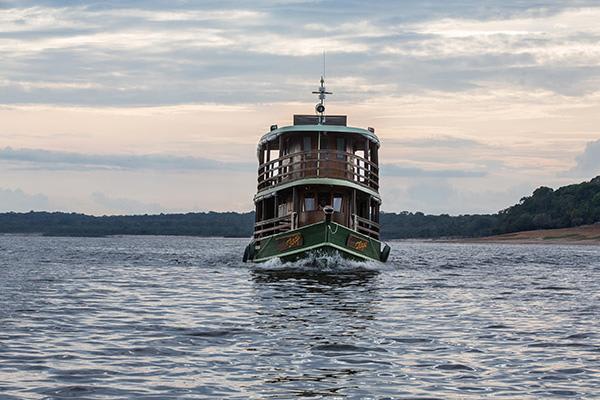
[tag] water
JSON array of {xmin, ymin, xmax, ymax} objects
[{"xmin": 1, "ymin": 236, "xmax": 599, "ymax": 399}]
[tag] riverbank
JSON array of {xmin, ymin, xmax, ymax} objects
[{"xmin": 460, "ymin": 224, "xmax": 600, "ymax": 245}]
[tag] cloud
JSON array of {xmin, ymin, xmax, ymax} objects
[
  {"xmin": 565, "ymin": 139, "xmax": 600, "ymax": 177},
  {"xmin": 386, "ymin": 135, "xmax": 484, "ymax": 148},
  {"xmin": 381, "ymin": 164, "xmax": 486, "ymax": 178},
  {"xmin": 414, "ymin": 8, "xmax": 600, "ymax": 38},
  {"xmin": 0, "ymin": 6, "xmax": 364, "ymax": 57},
  {"xmin": 0, "ymin": 187, "xmax": 50, "ymax": 212},
  {"xmin": 4, "ymin": 144, "xmax": 499, "ymax": 212},
  {"xmin": 392, "ymin": 179, "xmax": 533, "ymax": 215},
  {"xmin": 2, "ymin": 2, "xmax": 600, "ymax": 106},
  {"xmin": 90, "ymin": 192, "xmax": 165, "ymax": 215},
  {"xmin": 387, "ymin": 8, "xmax": 600, "ymax": 65},
  {"xmin": 1, "ymin": 1, "xmax": 599, "ymax": 216},
  {"xmin": 0, "ymin": 147, "xmax": 255, "ymax": 171},
  {"xmin": 405, "ymin": 180, "xmax": 457, "ymax": 212},
  {"xmin": 0, "ymin": 79, "xmax": 102, "ymax": 90},
  {"xmin": 0, "ymin": 6, "xmax": 266, "ymax": 33}
]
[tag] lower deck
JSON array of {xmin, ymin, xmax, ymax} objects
[
  {"xmin": 248, "ymin": 220, "xmax": 385, "ymax": 263},
  {"xmin": 254, "ymin": 184, "xmax": 380, "ymax": 241}
]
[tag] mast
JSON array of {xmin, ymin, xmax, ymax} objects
[
  {"xmin": 312, "ymin": 76, "xmax": 332, "ymax": 125},
  {"xmin": 313, "ymin": 76, "xmax": 332, "ymax": 177}
]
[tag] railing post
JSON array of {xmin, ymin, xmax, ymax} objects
[
  {"xmin": 317, "ymin": 132, "xmax": 321, "ymax": 176},
  {"xmin": 277, "ymin": 158, "xmax": 281, "ymax": 184},
  {"xmin": 304, "ymin": 152, "xmax": 308, "ymax": 179}
]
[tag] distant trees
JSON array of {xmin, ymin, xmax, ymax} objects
[
  {"xmin": 1, "ymin": 176, "xmax": 600, "ymax": 239},
  {"xmin": 379, "ymin": 212, "xmax": 499, "ymax": 239},
  {"xmin": 0, "ymin": 211, "xmax": 255, "ymax": 238},
  {"xmin": 496, "ymin": 177, "xmax": 600, "ymax": 233}
]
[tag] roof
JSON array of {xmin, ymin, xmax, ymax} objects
[{"xmin": 258, "ymin": 124, "xmax": 380, "ymax": 149}]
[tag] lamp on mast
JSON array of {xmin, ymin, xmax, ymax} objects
[{"xmin": 312, "ymin": 76, "xmax": 332, "ymax": 124}]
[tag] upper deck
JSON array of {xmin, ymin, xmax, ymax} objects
[{"xmin": 256, "ymin": 115, "xmax": 380, "ymax": 196}]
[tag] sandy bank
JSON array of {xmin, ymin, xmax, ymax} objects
[{"xmin": 460, "ymin": 224, "xmax": 600, "ymax": 245}]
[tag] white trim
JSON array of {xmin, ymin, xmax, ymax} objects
[
  {"xmin": 254, "ymin": 177, "xmax": 381, "ymax": 202},
  {"xmin": 252, "ymin": 239, "xmax": 378, "ymax": 263}
]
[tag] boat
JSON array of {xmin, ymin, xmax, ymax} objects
[{"xmin": 243, "ymin": 77, "xmax": 391, "ymax": 263}]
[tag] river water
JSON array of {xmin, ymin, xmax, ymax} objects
[{"xmin": 0, "ymin": 235, "xmax": 599, "ymax": 399}]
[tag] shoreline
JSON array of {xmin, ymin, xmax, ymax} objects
[
  {"xmin": 452, "ymin": 224, "xmax": 600, "ymax": 246},
  {"xmin": 3, "ymin": 225, "xmax": 600, "ymax": 246}
]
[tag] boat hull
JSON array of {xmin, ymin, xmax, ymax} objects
[{"xmin": 245, "ymin": 221, "xmax": 389, "ymax": 263}]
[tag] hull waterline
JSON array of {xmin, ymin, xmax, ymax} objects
[{"xmin": 245, "ymin": 221, "xmax": 390, "ymax": 263}]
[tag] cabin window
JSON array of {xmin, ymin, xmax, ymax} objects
[
  {"xmin": 282, "ymin": 138, "xmax": 289, "ymax": 155},
  {"xmin": 264, "ymin": 197, "xmax": 275, "ymax": 219},
  {"xmin": 278, "ymin": 203, "xmax": 288, "ymax": 217},
  {"xmin": 290, "ymin": 137, "xmax": 301, "ymax": 154},
  {"xmin": 304, "ymin": 195, "xmax": 316, "ymax": 211},
  {"xmin": 333, "ymin": 194, "xmax": 343, "ymax": 212},
  {"xmin": 269, "ymin": 150, "xmax": 279, "ymax": 162},
  {"xmin": 321, "ymin": 135, "xmax": 329, "ymax": 151},
  {"xmin": 303, "ymin": 137, "xmax": 311, "ymax": 152},
  {"xmin": 336, "ymin": 138, "xmax": 345, "ymax": 160}
]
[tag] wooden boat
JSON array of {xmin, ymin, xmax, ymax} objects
[{"xmin": 243, "ymin": 77, "xmax": 390, "ymax": 263}]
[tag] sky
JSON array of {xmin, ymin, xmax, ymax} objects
[{"xmin": 2, "ymin": 0, "xmax": 600, "ymax": 215}]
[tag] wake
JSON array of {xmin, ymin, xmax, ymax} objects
[{"xmin": 251, "ymin": 250, "xmax": 383, "ymax": 273}]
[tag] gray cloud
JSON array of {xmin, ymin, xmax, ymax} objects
[
  {"xmin": 3, "ymin": 146, "xmax": 487, "ymax": 181},
  {"xmin": 381, "ymin": 164, "xmax": 486, "ymax": 178},
  {"xmin": 2, "ymin": 1, "xmax": 600, "ymax": 106},
  {"xmin": 386, "ymin": 136, "xmax": 484, "ymax": 148},
  {"xmin": 405, "ymin": 180, "xmax": 457, "ymax": 213},
  {"xmin": 0, "ymin": 187, "xmax": 50, "ymax": 212},
  {"xmin": 392, "ymin": 180, "xmax": 532, "ymax": 215},
  {"xmin": 91, "ymin": 192, "xmax": 165, "ymax": 215},
  {"xmin": 566, "ymin": 139, "xmax": 600, "ymax": 177},
  {"xmin": 0, "ymin": 147, "xmax": 254, "ymax": 171}
]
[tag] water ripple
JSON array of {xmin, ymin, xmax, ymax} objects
[{"xmin": 0, "ymin": 236, "xmax": 599, "ymax": 398}]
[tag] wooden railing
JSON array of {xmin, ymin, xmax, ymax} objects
[
  {"xmin": 353, "ymin": 214, "xmax": 380, "ymax": 238},
  {"xmin": 257, "ymin": 150, "xmax": 379, "ymax": 192},
  {"xmin": 254, "ymin": 213, "xmax": 297, "ymax": 238},
  {"xmin": 253, "ymin": 211, "xmax": 379, "ymax": 239}
]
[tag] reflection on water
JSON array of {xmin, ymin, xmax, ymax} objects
[
  {"xmin": 250, "ymin": 257, "xmax": 382, "ymax": 398},
  {"xmin": 251, "ymin": 264, "xmax": 379, "ymax": 286},
  {"xmin": 0, "ymin": 235, "xmax": 599, "ymax": 398}
]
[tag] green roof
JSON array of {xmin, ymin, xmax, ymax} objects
[{"xmin": 258, "ymin": 124, "xmax": 380, "ymax": 148}]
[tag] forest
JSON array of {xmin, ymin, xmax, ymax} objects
[
  {"xmin": 0, "ymin": 211, "xmax": 255, "ymax": 237},
  {"xmin": 1, "ymin": 177, "xmax": 599, "ymax": 239}
]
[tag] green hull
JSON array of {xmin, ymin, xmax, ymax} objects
[{"xmin": 246, "ymin": 221, "xmax": 388, "ymax": 263}]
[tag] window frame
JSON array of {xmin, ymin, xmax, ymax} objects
[
  {"xmin": 303, "ymin": 193, "xmax": 316, "ymax": 212},
  {"xmin": 336, "ymin": 137, "xmax": 345, "ymax": 160},
  {"xmin": 332, "ymin": 194, "xmax": 343, "ymax": 212}
]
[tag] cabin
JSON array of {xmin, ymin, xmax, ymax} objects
[{"xmin": 253, "ymin": 114, "xmax": 381, "ymax": 242}]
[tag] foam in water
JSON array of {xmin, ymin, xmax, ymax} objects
[{"xmin": 251, "ymin": 250, "xmax": 382, "ymax": 273}]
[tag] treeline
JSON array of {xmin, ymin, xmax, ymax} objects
[
  {"xmin": 0, "ymin": 210, "xmax": 497, "ymax": 239},
  {"xmin": 0, "ymin": 212, "xmax": 255, "ymax": 237},
  {"xmin": 497, "ymin": 176, "xmax": 600, "ymax": 232},
  {"xmin": 379, "ymin": 213, "xmax": 499, "ymax": 239},
  {"xmin": 1, "ymin": 177, "xmax": 599, "ymax": 239}
]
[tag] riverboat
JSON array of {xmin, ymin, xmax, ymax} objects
[{"xmin": 243, "ymin": 77, "xmax": 390, "ymax": 263}]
